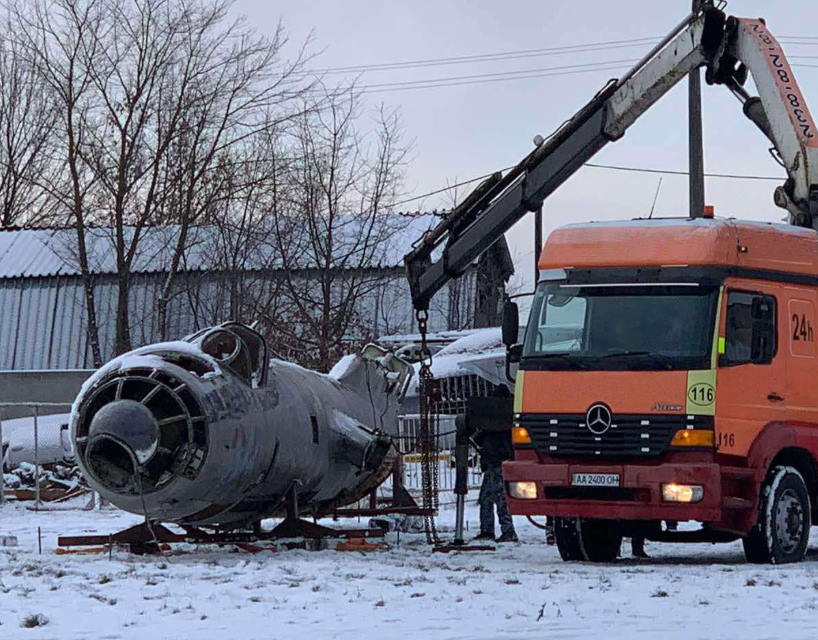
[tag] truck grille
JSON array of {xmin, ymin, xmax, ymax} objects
[{"xmin": 517, "ymin": 413, "xmax": 713, "ymax": 458}]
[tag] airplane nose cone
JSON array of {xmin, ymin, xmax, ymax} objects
[
  {"xmin": 86, "ymin": 400, "xmax": 160, "ymax": 492},
  {"xmin": 89, "ymin": 399, "xmax": 160, "ymax": 463}
]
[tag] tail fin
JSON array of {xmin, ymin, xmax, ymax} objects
[{"xmin": 329, "ymin": 345, "xmax": 413, "ymax": 434}]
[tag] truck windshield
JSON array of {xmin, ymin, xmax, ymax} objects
[{"xmin": 522, "ymin": 283, "xmax": 718, "ymax": 370}]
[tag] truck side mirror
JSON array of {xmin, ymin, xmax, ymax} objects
[
  {"xmin": 507, "ymin": 343, "xmax": 523, "ymax": 364},
  {"xmin": 502, "ymin": 300, "xmax": 519, "ymax": 347}
]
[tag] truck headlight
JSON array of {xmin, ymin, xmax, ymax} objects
[
  {"xmin": 508, "ymin": 481, "xmax": 538, "ymax": 499},
  {"xmin": 662, "ymin": 483, "xmax": 703, "ymax": 503}
]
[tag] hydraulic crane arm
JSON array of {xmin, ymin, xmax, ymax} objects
[
  {"xmin": 405, "ymin": 4, "xmax": 818, "ymax": 311},
  {"xmin": 404, "ymin": 6, "xmax": 726, "ymax": 311},
  {"xmin": 708, "ymin": 17, "xmax": 818, "ymax": 225}
]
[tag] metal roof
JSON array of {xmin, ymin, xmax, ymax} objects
[
  {"xmin": 0, "ymin": 229, "xmax": 70, "ymax": 278},
  {"xmin": 0, "ymin": 215, "xmax": 440, "ymax": 280}
]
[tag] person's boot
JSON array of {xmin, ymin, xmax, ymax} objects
[
  {"xmin": 496, "ymin": 531, "xmax": 519, "ymax": 543},
  {"xmin": 472, "ymin": 531, "xmax": 495, "ymax": 541},
  {"xmin": 631, "ymin": 537, "xmax": 649, "ymax": 558},
  {"xmin": 545, "ymin": 518, "xmax": 555, "ymax": 546}
]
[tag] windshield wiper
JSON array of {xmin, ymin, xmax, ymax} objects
[
  {"xmin": 599, "ymin": 350, "xmax": 674, "ymax": 369},
  {"xmin": 527, "ymin": 352, "xmax": 589, "ymax": 369}
]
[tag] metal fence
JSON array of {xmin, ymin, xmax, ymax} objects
[
  {"xmin": 429, "ymin": 374, "xmax": 501, "ymax": 416},
  {"xmin": 396, "ymin": 413, "xmax": 482, "ymax": 492},
  {"xmin": 397, "ymin": 413, "xmax": 458, "ymax": 452}
]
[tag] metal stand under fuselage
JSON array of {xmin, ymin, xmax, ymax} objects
[
  {"xmin": 433, "ymin": 411, "xmax": 495, "ymax": 553},
  {"xmin": 58, "ymin": 484, "xmax": 384, "ymax": 554}
]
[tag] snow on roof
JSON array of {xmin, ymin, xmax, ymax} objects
[
  {"xmin": 378, "ymin": 328, "xmax": 483, "ymax": 346},
  {"xmin": 434, "ymin": 327, "xmax": 503, "ymax": 356},
  {"xmin": 405, "ymin": 327, "xmax": 504, "ymax": 394},
  {"xmin": 0, "ymin": 214, "xmax": 441, "ymax": 279}
]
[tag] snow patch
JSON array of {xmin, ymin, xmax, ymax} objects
[
  {"xmin": 328, "ymin": 354, "xmax": 357, "ymax": 379},
  {"xmin": 3, "ymin": 499, "xmax": 818, "ymax": 640}
]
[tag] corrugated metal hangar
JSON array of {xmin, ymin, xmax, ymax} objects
[{"xmin": 0, "ymin": 219, "xmax": 510, "ymax": 369}]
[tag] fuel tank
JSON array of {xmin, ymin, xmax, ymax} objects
[{"xmin": 70, "ymin": 322, "xmax": 411, "ymax": 527}]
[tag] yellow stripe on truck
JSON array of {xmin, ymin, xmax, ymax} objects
[
  {"xmin": 686, "ymin": 369, "xmax": 716, "ymax": 416},
  {"xmin": 513, "ymin": 370, "xmax": 525, "ymax": 413}
]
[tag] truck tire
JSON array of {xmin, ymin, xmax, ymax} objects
[
  {"xmin": 554, "ymin": 517, "xmax": 622, "ymax": 562},
  {"xmin": 742, "ymin": 465, "xmax": 811, "ymax": 564}
]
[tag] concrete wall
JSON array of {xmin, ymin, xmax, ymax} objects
[{"xmin": 0, "ymin": 370, "xmax": 94, "ymax": 419}]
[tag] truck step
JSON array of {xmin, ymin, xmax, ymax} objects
[
  {"xmin": 721, "ymin": 467, "xmax": 756, "ymax": 481},
  {"xmin": 647, "ymin": 529, "xmax": 740, "ymax": 544},
  {"xmin": 722, "ymin": 496, "xmax": 754, "ymax": 510}
]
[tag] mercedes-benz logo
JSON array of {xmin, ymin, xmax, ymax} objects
[{"xmin": 586, "ymin": 403, "xmax": 612, "ymax": 435}]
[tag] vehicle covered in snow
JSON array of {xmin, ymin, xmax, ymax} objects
[
  {"xmin": 400, "ymin": 328, "xmax": 509, "ymax": 420},
  {"xmin": 1, "ymin": 413, "xmax": 73, "ymax": 470}
]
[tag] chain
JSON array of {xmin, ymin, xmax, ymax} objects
[{"xmin": 416, "ymin": 308, "xmax": 440, "ymax": 545}]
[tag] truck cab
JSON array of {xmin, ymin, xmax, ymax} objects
[{"xmin": 504, "ymin": 215, "xmax": 818, "ymax": 562}]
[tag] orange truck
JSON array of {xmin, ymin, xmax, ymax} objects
[
  {"xmin": 504, "ymin": 216, "xmax": 818, "ymax": 563},
  {"xmin": 404, "ymin": 5, "xmax": 818, "ymax": 562}
]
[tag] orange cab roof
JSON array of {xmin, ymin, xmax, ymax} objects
[{"xmin": 539, "ymin": 217, "xmax": 818, "ymax": 276}]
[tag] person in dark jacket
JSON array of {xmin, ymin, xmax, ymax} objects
[{"xmin": 472, "ymin": 387, "xmax": 518, "ymax": 543}]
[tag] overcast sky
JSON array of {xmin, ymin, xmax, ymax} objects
[{"xmin": 233, "ymin": 0, "xmax": 818, "ymax": 289}]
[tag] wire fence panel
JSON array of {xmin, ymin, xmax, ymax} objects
[{"xmin": 396, "ymin": 413, "xmax": 482, "ymax": 493}]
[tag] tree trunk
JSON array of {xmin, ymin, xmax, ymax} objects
[{"xmin": 114, "ymin": 271, "xmax": 131, "ymax": 355}]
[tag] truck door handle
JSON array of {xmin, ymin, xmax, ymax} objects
[{"xmin": 767, "ymin": 392, "xmax": 784, "ymax": 402}]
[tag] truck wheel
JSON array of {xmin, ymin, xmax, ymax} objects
[
  {"xmin": 742, "ymin": 466, "xmax": 811, "ymax": 564},
  {"xmin": 554, "ymin": 517, "xmax": 622, "ymax": 562}
]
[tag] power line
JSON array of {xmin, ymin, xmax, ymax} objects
[
  {"xmin": 584, "ymin": 163, "xmax": 781, "ymax": 180},
  {"xmin": 304, "ymin": 35, "xmax": 818, "ymax": 77},
  {"xmin": 358, "ymin": 65, "xmax": 628, "ymax": 94},
  {"xmin": 393, "ymin": 169, "xmax": 512, "ymax": 209},
  {"xmin": 352, "ymin": 64, "xmax": 631, "ymax": 95},
  {"xmin": 350, "ymin": 60, "xmax": 818, "ymax": 95},
  {"xmin": 394, "ymin": 163, "xmax": 783, "ymax": 209},
  {"xmin": 306, "ymin": 37, "xmax": 661, "ymax": 75},
  {"xmin": 355, "ymin": 59, "xmax": 639, "ymax": 91}
]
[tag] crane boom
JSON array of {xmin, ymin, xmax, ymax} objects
[
  {"xmin": 709, "ymin": 16, "xmax": 818, "ymax": 224},
  {"xmin": 404, "ymin": 4, "xmax": 818, "ymax": 311}
]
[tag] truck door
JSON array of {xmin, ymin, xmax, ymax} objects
[
  {"xmin": 782, "ymin": 288, "xmax": 818, "ymax": 425},
  {"xmin": 716, "ymin": 286, "xmax": 784, "ymax": 457}
]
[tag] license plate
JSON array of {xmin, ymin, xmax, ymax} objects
[{"xmin": 570, "ymin": 473, "xmax": 620, "ymax": 487}]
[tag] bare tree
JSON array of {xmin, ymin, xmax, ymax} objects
[
  {"xmin": 0, "ymin": 34, "xmax": 60, "ymax": 227},
  {"xmin": 173, "ymin": 124, "xmax": 297, "ymax": 345},
  {"xmin": 274, "ymin": 90, "xmax": 409, "ymax": 370},
  {"xmin": 9, "ymin": 0, "xmax": 315, "ymax": 357},
  {"xmin": 9, "ymin": 0, "xmax": 109, "ymax": 365},
  {"xmin": 3, "ymin": 1, "xmax": 423, "ymax": 367},
  {"xmin": 152, "ymin": 11, "xmax": 315, "ymax": 339},
  {"xmin": 201, "ymin": 125, "xmax": 296, "ymax": 342}
]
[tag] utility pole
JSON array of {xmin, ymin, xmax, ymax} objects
[
  {"xmin": 689, "ymin": 0, "xmax": 705, "ymax": 218},
  {"xmin": 534, "ymin": 205, "xmax": 542, "ymax": 284}
]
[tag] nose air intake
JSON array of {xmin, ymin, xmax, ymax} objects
[{"xmin": 75, "ymin": 366, "xmax": 208, "ymax": 495}]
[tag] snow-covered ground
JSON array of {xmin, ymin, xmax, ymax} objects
[{"xmin": 3, "ymin": 499, "xmax": 818, "ymax": 640}]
